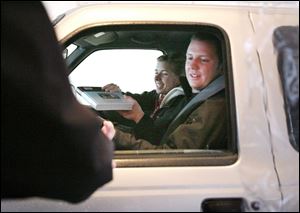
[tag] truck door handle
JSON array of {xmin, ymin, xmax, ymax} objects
[{"xmin": 201, "ymin": 198, "xmax": 247, "ymax": 212}]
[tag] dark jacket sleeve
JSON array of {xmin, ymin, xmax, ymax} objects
[
  {"xmin": 1, "ymin": 2, "xmax": 113, "ymax": 203},
  {"xmin": 133, "ymin": 96, "xmax": 186, "ymax": 145},
  {"xmin": 126, "ymin": 90, "xmax": 158, "ymax": 115},
  {"xmin": 124, "ymin": 90, "xmax": 160, "ymax": 144}
]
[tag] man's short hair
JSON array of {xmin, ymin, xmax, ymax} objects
[{"xmin": 191, "ymin": 32, "xmax": 222, "ymax": 66}]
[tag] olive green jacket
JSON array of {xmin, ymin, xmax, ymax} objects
[{"xmin": 114, "ymin": 90, "xmax": 227, "ymax": 150}]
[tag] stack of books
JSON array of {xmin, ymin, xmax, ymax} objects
[{"xmin": 76, "ymin": 86, "xmax": 133, "ymax": 111}]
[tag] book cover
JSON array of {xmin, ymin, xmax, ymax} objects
[{"xmin": 76, "ymin": 86, "xmax": 133, "ymax": 111}]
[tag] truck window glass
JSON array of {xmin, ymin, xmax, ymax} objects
[{"xmin": 273, "ymin": 26, "xmax": 299, "ymax": 151}]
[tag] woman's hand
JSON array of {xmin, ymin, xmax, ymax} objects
[{"xmin": 102, "ymin": 83, "xmax": 122, "ymax": 93}]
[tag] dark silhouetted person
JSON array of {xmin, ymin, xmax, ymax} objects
[{"xmin": 1, "ymin": 2, "xmax": 114, "ymax": 203}]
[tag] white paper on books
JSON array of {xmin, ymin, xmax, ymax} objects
[{"xmin": 76, "ymin": 86, "xmax": 133, "ymax": 111}]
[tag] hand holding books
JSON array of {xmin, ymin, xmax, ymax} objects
[
  {"xmin": 102, "ymin": 83, "xmax": 121, "ymax": 93},
  {"xmin": 76, "ymin": 86, "xmax": 133, "ymax": 111}
]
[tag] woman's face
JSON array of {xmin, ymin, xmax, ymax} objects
[
  {"xmin": 185, "ymin": 39, "xmax": 220, "ymax": 90},
  {"xmin": 154, "ymin": 61, "xmax": 180, "ymax": 95}
]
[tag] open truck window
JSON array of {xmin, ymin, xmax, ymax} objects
[{"xmin": 64, "ymin": 25, "xmax": 236, "ymax": 167}]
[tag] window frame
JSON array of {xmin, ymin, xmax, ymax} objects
[{"xmin": 63, "ymin": 24, "xmax": 238, "ymax": 167}]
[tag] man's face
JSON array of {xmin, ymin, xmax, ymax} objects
[
  {"xmin": 154, "ymin": 61, "xmax": 180, "ymax": 95},
  {"xmin": 185, "ymin": 39, "xmax": 220, "ymax": 90}
]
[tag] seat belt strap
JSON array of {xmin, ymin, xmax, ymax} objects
[{"xmin": 161, "ymin": 75, "xmax": 225, "ymax": 144}]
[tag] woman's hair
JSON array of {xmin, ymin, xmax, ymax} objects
[{"xmin": 157, "ymin": 53, "xmax": 185, "ymax": 76}]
